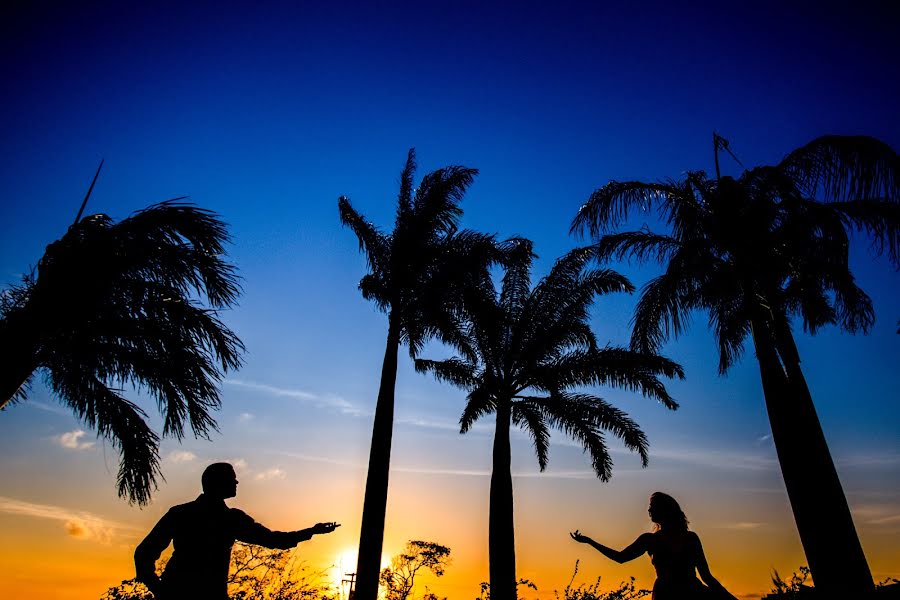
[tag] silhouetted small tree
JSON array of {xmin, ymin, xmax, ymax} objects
[
  {"xmin": 769, "ymin": 565, "xmax": 812, "ymax": 598},
  {"xmin": 101, "ymin": 543, "xmax": 335, "ymax": 600},
  {"xmin": 379, "ymin": 540, "xmax": 451, "ymax": 600},
  {"xmin": 554, "ymin": 561, "xmax": 650, "ymax": 600}
]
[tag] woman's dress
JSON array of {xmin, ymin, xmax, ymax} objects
[{"xmin": 647, "ymin": 530, "xmax": 711, "ymax": 600}]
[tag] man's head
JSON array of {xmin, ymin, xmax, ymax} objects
[{"xmin": 201, "ymin": 463, "xmax": 239, "ymax": 499}]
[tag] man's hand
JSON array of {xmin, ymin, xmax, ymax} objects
[
  {"xmin": 569, "ymin": 529, "xmax": 592, "ymax": 544},
  {"xmin": 311, "ymin": 522, "xmax": 341, "ymax": 535}
]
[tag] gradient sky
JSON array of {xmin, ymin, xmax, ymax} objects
[{"xmin": 1, "ymin": 2, "xmax": 898, "ymax": 599}]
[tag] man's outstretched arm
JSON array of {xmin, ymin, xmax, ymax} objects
[
  {"xmin": 134, "ymin": 511, "xmax": 174, "ymax": 595},
  {"xmin": 237, "ymin": 516, "xmax": 340, "ymax": 549}
]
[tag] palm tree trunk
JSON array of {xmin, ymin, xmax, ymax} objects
[
  {"xmin": 752, "ymin": 318, "xmax": 874, "ymax": 598},
  {"xmin": 354, "ymin": 317, "xmax": 401, "ymax": 600},
  {"xmin": 489, "ymin": 399, "xmax": 516, "ymax": 600},
  {"xmin": 772, "ymin": 323, "xmax": 874, "ymax": 595}
]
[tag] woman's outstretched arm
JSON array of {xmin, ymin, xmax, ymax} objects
[
  {"xmin": 692, "ymin": 532, "xmax": 739, "ymax": 600},
  {"xmin": 569, "ymin": 530, "xmax": 651, "ymax": 564}
]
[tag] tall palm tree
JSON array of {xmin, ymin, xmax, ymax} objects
[
  {"xmin": 571, "ymin": 135, "xmax": 899, "ymax": 595},
  {"xmin": 339, "ymin": 149, "xmax": 501, "ymax": 600},
  {"xmin": 0, "ymin": 198, "xmax": 244, "ymax": 505},
  {"xmin": 414, "ymin": 243, "xmax": 683, "ymax": 600}
]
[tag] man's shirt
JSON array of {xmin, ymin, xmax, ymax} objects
[{"xmin": 134, "ymin": 494, "xmax": 311, "ymax": 600}]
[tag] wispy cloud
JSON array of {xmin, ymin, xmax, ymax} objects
[
  {"xmin": 255, "ymin": 467, "xmax": 287, "ymax": 481},
  {"xmin": 852, "ymin": 503, "xmax": 900, "ymax": 528},
  {"xmin": 721, "ymin": 521, "xmax": 764, "ymax": 530},
  {"xmin": 837, "ymin": 453, "xmax": 900, "ymax": 468},
  {"xmin": 225, "ymin": 379, "xmax": 369, "ymax": 417},
  {"xmin": 548, "ymin": 437, "xmax": 778, "ymax": 471},
  {"xmin": 642, "ymin": 447, "xmax": 777, "ymax": 471},
  {"xmin": 165, "ymin": 450, "xmax": 197, "ymax": 463},
  {"xmin": 866, "ymin": 514, "xmax": 900, "ymax": 525},
  {"xmin": 27, "ymin": 401, "xmax": 70, "ymax": 416},
  {"xmin": 273, "ymin": 451, "xmax": 362, "ymax": 469},
  {"xmin": 58, "ymin": 430, "xmax": 94, "ymax": 450},
  {"xmin": 0, "ymin": 496, "xmax": 137, "ymax": 543},
  {"xmin": 238, "ymin": 412, "xmax": 255, "ymax": 422},
  {"xmin": 394, "ymin": 466, "xmax": 491, "ymax": 477}
]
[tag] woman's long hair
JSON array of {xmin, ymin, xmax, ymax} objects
[{"xmin": 650, "ymin": 492, "xmax": 689, "ymax": 532}]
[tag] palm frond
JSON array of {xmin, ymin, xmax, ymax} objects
[
  {"xmin": 535, "ymin": 347, "xmax": 682, "ymax": 409},
  {"xmin": 47, "ymin": 368, "xmax": 161, "ymax": 505},
  {"xmin": 3, "ymin": 198, "xmax": 244, "ymax": 504},
  {"xmin": 778, "ymin": 135, "xmax": 899, "ymax": 202},
  {"xmin": 338, "ymin": 196, "xmax": 390, "ymax": 275},
  {"xmin": 459, "ymin": 386, "xmax": 495, "ymax": 433},
  {"xmin": 395, "ymin": 148, "xmax": 417, "ymax": 225},
  {"xmin": 411, "ymin": 165, "xmax": 476, "ymax": 235},
  {"xmin": 828, "ymin": 199, "xmax": 900, "ymax": 267},
  {"xmin": 511, "ymin": 400, "xmax": 550, "ymax": 470},
  {"xmin": 551, "ymin": 392, "xmax": 648, "ymax": 468},
  {"xmin": 591, "ymin": 231, "xmax": 683, "ymax": 265},
  {"xmin": 571, "ymin": 181, "xmax": 684, "ymax": 238},
  {"xmin": 413, "ymin": 358, "xmax": 478, "ymax": 389},
  {"xmin": 630, "ymin": 267, "xmax": 697, "ymax": 354}
]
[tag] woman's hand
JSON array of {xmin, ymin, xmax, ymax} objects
[{"xmin": 569, "ymin": 529, "xmax": 592, "ymax": 544}]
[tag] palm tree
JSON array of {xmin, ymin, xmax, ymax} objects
[
  {"xmin": 414, "ymin": 243, "xmax": 683, "ymax": 600},
  {"xmin": 339, "ymin": 149, "xmax": 501, "ymax": 600},
  {"xmin": 571, "ymin": 134, "xmax": 899, "ymax": 595},
  {"xmin": 0, "ymin": 196, "xmax": 244, "ymax": 505}
]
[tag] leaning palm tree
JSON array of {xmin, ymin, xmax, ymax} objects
[
  {"xmin": 415, "ymin": 243, "xmax": 683, "ymax": 600},
  {"xmin": 571, "ymin": 134, "xmax": 899, "ymax": 595},
  {"xmin": 339, "ymin": 149, "xmax": 501, "ymax": 600},
  {"xmin": 0, "ymin": 189, "xmax": 243, "ymax": 505}
]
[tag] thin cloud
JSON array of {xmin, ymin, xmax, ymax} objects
[
  {"xmin": 721, "ymin": 521, "xmax": 764, "ymax": 530},
  {"xmin": 58, "ymin": 430, "xmax": 95, "ymax": 450},
  {"xmin": 27, "ymin": 401, "xmax": 70, "ymax": 416},
  {"xmin": 255, "ymin": 467, "xmax": 287, "ymax": 481},
  {"xmin": 396, "ymin": 416, "xmax": 463, "ymax": 432},
  {"xmin": 165, "ymin": 450, "xmax": 197, "ymax": 463},
  {"xmin": 866, "ymin": 514, "xmax": 900, "ymax": 525},
  {"xmin": 549, "ymin": 437, "xmax": 778, "ymax": 471},
  {"xmin": 225, "ymin": 379, "xmax": 369, "ymax": 417},
  {"xmin": 837, "ymin": 453, "xmax": 900, "ymax": 468},
  {"xmin": 273, "ymin": 451, "xmax": 362, "ymax": 469},
  {"xmin": 394, "ymin": 466, "xmax": 491, "ymax": 477},
  {"xmin": 0, "ymin": 496, "xmax": 137, "ymax": 543},
  {"xmin": 238, "ymin": 412, "xmax": 255, "ymax": 422}
]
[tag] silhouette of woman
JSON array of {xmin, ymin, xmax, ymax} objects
[{"xmin": 570, "ymin": 492, "xmax": 737, "ymax": 600}]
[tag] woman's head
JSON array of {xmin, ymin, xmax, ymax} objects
[{"xmin": 648, "ymin": 492, "xmax": 689, "ymax": 531}]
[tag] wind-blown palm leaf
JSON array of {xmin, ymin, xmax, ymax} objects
[
  {"xmin": 414, "ymin": 358, "xmax": 477, "ymax": 389},
  {"xmin": 511, "ymin": 400, "xmax": 551, "ymax": 470},
  {"xmin": 1, "ymin": 200, "xmax": 243, "ymax": 504},
  {"xmin": 827, "ymin": 199, "xmax": 900, "ymax": 265},
  {"xmin": 591, "ymin": 231, "xmax": 683, "ymax": 265},
  {"xmin": 779, "ymin": 135, "xmax": 900, "ymax": 202},
  {"xmin": 571, "ymin": 180, "xmax": 681, "ymax": 237}
]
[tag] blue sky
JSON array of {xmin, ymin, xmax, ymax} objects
[{"xmin": 0, "ymin": 2, "xmax": 898, "ymax": 598}]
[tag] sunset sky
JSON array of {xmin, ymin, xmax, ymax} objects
[{"xmin": 0, "ymin": 2, "xmax": 898, "ymax": 599}]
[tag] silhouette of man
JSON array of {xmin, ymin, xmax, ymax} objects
[{"xmin": 135, "ymin": 462, "xmax": 339, "ymax": 600}]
